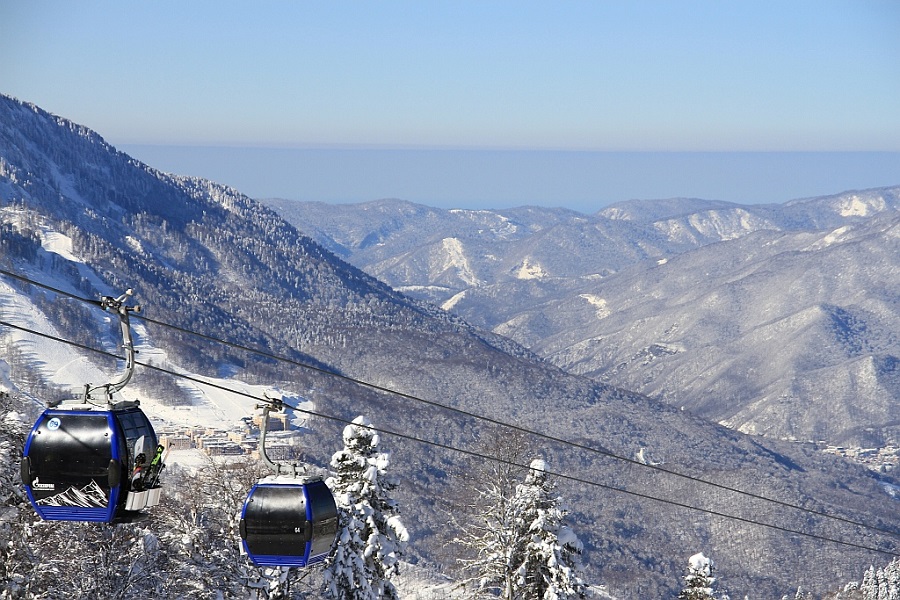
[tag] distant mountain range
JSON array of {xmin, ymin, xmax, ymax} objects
[
  {"xmin": 1, "ymin": 93, "xmax": 898, "ymax": 597},
  {"xmin": 262, "ymin": 186, "xmax": 900, "ymax": 447}
]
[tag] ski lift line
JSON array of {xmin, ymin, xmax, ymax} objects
[
  {"xmin": 2, "ymin": 270, "xmax": 900, "ymax": 543},
  {"xmin": 0, "ymin": 270, "xmax": 868, "ymax": 525},
  {"xmin": 123, "ymin": 319, "xmax": 900, "ymax": 542},
  {"xmin": 4, "ymin": 276, "xmax": 900, "ymax": 549},
  {"xmin": 0, "ymin": 268, "xmax": 898, "ymax": 542},
  {"xmin": 0, "ymin": 321, "xmax": 897, "ymax": 560},
  {"xmin": 75, "ymin": 347, "xmax": 900, "ymax": 559},
  {"xmin": 70, "ymin": 366, "xmax": 900, "ymax": 559}
]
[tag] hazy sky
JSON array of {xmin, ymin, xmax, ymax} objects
[{"xmin": 2, "ymin": 1, "xmax": 899, "ymax": 209}]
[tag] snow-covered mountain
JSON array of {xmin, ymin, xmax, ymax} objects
[
  {"xmin": 262, "ymin": 186, "xmax": 900, "ymax": 447},
  {"xmin": 1, "ymin": 93, "xmax": 898, "ymax": 597}
]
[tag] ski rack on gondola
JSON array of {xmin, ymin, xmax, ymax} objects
[{"xmin": 20, "ymin": 289, "xmax": 165, "ymax": 523}]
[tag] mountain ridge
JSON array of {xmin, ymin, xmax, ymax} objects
[
  {"xmin": 262, "ymin": 186, "xmax": 900, "ymax": 447},
  {"xmin": 1, "ymin": 93, "xmax": 898, "ymax": 597}
]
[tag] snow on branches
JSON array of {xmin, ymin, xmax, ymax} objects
[
  {"xmin": 678, "ymin": 553, "xmax": 720, "ymax": 600},
  {"xmin": 323, "ymin": 416, "xmax": 408, "ymax": 600},
  {"xmin": 454, "ymin": 456, "xmax": 587, "ymax": 600}
]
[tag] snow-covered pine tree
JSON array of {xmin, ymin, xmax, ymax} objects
[
  {"xmin": 0, "ymin": 390, "xmax": 32, "ymax": 597},
  {"xmin": 512, "ymin": 459, "xmax": 586, "ymax": 600},
  {"xmin": 678, "ymin": 553, "xmax": 718, "ymax": 600},
  {"xmin": 859, "ymin": 566, "xmax": 878, "ymax": 600},
  {"xmin": 857, "ymin": 557, "xmax": 900, "ymax": 600},
  {"xmin": 836, "ymin": 580, "xmax": 864, "ymax": 600},
  {"xmin": 323, "ymin": 416, "xmax": 408, "ymax": 600},
  {"xmin": 453, "ymin": 457, "xmax": 586, "ymax": 600},
  {"xmin": 793, "ymin": 586, "xmax": 813, "ymax": 600},
  {"xmin": 889, "ymin": 559, "xmax": 900, "ymax": 599}
]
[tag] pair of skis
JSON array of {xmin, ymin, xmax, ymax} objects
[{"xmin": 131, "ymin": 436, "xmax": 168, "ymax": 492}]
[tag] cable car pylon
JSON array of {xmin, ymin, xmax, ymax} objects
[
  {"xmin": 239, "ymin": 396, "xmax": 339, "ymax": 567},
  {"xmin": 20, "ymin": 289, "xmax": 165, "ymax": 523}
]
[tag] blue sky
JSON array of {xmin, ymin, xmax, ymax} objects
[{"xmin": 2, "ymin": 1, "xmax": 899, "ymax": 209}]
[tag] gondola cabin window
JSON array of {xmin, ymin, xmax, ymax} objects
[{"xmin": 116, "ymin": 409, "xmax": 158, "ymax": 465}]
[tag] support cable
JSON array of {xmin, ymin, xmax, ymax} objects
[
  {"xmin": 0, "ymin": 316, "xmax": 897, "ymax": 558},
  {"xmin": 1, "ymin": 267, "xmax": 898, "ymax": 545}
]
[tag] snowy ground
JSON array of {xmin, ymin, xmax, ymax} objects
[
  {"xmin": 0, "ymin": 278, "xmax": 105, "ymax": 412},
  {"xmin": 0, "ymin": 225, "xmax": 282, "ymax": 427},
  {"xmin": 392, "ymin": 565, "xmax": 617, "ymax": 600},
  {"xmin": 0, "ymin": 272, "xmax": 316, "ymax": 434},
  {"xmin": 393, "ymin": 564, "xmax": 466, "ymax": 600}
]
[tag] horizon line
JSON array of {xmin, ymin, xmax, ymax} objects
[{"xmin": 114, "ymin": 142, "xmax": 900, "ymax": 154}]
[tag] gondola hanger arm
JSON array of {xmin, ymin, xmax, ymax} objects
[
  {"xmin": 84, "ymin": 289, "xmax": 141, "ymax": 405},
  {"xmin": 256, "ymin": 398, "xmax": 305, "ymax": 478}
]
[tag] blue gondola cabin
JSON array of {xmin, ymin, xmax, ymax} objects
[
  {"xmin": 21, "ymin": 404, "xmax": 161, "ymax": 523},
  {"xmin": 239, "ymin": 476, "xmax": 339, "ymax": 567}
]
